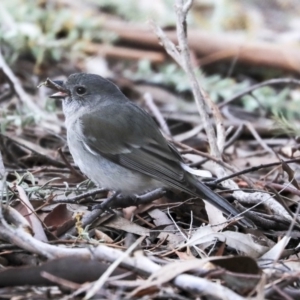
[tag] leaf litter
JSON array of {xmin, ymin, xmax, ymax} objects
[{"xmin": 1, "ymin": 0, "xmax": 300, "ymax": 299}]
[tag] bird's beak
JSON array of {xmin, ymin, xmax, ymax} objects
[
  {"xmin": 49, "ymin": 91, "xmax": 69, "ymax": 99},
  {"xmin": 48, "ymin": 80, "xmax": 69, "ymax": 99}
]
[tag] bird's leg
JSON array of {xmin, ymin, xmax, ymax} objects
[
  {"xmin": 135, "ymin": 188, "xmax": 167, "ymax": 205},
  {"xmin": 91, "ymin": 190, "xmax": 120, "ymax": 212},
  {"xmin": 114, "ymin": 188, "xmax": 167, "ymax": 207},
  {"xmin": 92, "ymin": 188, "xmax": 167, "ymax": 211},
  {"xmin": 115, "ymin": 188, "xmax": 167, "ymax": 207}
]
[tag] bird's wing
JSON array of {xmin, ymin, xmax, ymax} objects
[
  {"xmin": 78, "ymin": 102, "xmax": 253, "ymax": 226},
  {"xmin": 78, "ymin": 103, "xmax": 187, "ymax": 190}
]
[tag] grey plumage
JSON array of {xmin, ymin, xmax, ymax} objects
[{"xmin": 49, "ymin": 73, "xmax": 252, "ymax": 227}]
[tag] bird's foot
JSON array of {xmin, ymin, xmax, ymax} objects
[
  {"xmin": 118, "ymin": 188, "xmax": 167, "ymax": 207},
  {"xmin": 92, "ymin": 190, "xmax": 120, "ymax": 212},
  {"xmin": 135, "ymin": 188, "xmax": 167, "ymax": 205}
]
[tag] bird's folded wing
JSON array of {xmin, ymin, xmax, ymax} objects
[{"xmin": 79, "ymin": 105, "xmax": 187, "ymax": 190}]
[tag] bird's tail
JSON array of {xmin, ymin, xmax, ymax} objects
[{"xmin": 186, "ymin": 174, "xmax": 253, "ymax": 227}]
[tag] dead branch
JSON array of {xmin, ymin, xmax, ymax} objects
[
  {"xmin": 102, "ymin": 20, "xmax": 300, "ymax": 73},
  {"xmin": 84, "ymin": 43, "xmax": 166, "ymax": 63},
  {"xmin": 0, "ymin": 205, "xmax": 244, "ymax": 299}
]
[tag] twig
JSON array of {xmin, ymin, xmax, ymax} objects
[
  {"xmin": 172, "ymin": 139, "xmax": 253, "ymax": 187},
  {"xmin": 151, "ymin": 0, "xmax": 292, "ymax": 223},
  {"xmin": 1, "ymin": 134, "xmax": 66, "ymax": 168},
  {"xmin": 144, "ymin": 92, "xmax": 171, "ymax": 136},
  {"xmin": 85, "ymin": 43, "xmax": 166, "ymax": 63},
  {"xmin": 149, "ymin": 21, "xmax": 182, "ymax": 65},
  {"xmin": 53, "ymin": 188, "xmax": 107, "ymax": 204},
  {"xmin": 264, "ymin": 181, "xmax": 300, "ymax": 198},
  {"xmin": 38, "ymin": 78, "xmax": 66, "ymax": 92},
  {"xmin": 272, "ymin": 285, "xmax": 294, "ymax": 300},
  {"xmin": 0, "ymin": 149, "xmax": 5, "ymax": 192},
  {"xmin": 0, "ymin": 206, "xmax": 244, "ymax": 299},
  {"xmin": 57, "ymin": 148, "xmax": 85, "ymax": 179},
  {"xmin": 224, "ymin": 124, "xmax": 244, "ymax": 149},
  {"xmin": 60, "ymin": 188, "xmax": 166, "ymax": 238},
  {"xmin": 174, "ymin": 0, "xmax": 221, "ymax": 158},
  {"xmin": 219, "ymin": 78, "xmax": 300, "ymax": 109},
  {"xmin": 208, "ymin": 97, "xmax": 226, "ymax": 153},
  {"xmin": 212, "ymin": 158, "xmax": 300, "ymax": 185},
  {"xmin": 84, "ymin": 236, "xmax": 145, "ymax": 299},
  {"xmin": 245, "ymin": 122, "xmax": 275, "ymax": 154},
  {"xmin": 265, "ymin": 185, "xmax": 296, "ymax": 221},
  {"xmin": 0, "ymin": 51, "xmax": 53, "ymax": 120},
  {"xmin": 41, "ymin": 271, "xmax": 81, "ymax": 290},
  {"xmin": 59, "ymin": 208, "xmax": 104, "ymax": 239}
]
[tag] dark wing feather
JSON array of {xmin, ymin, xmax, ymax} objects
[{"xmin": 79, "ymin": 102, "xmax": 186, "ymax": 188}]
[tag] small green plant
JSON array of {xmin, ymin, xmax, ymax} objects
[
  {"xmin": 272, "ymin": 111, "xmax": 300, "ymax": 137},
  {"xmin": 125, "ymin": 60, "xmax": 253, "ymax": 103},
  {"xmin": 0, "ymin": 0, "xmax": 116, "ymax": 69},
  {"xmin": 0, "ymin": 109, "xmax": 36, "ymax": 134},
  {"xmin": 96, "ymin": 0, "xmax": 176, "ymax": 25}
]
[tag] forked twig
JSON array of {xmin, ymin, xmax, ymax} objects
[{"xmin": 151, "ymin": 0, "xmax": 293, "ymax": 223}]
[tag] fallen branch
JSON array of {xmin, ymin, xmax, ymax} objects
[
  {"xmin": 101, "ymin": 20, "xmax": 300, "ymax": 73},
  {"xmin": 84, "ymin": 43, "xmax": 166, "ymax": 63},
  {"xmin": 0, "ymin": 205, "xmax": 244, "ymax": 299}
]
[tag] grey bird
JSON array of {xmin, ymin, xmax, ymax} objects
[{"xmin": 47, "ymin": 73, "xmax": 251, "ymax": 227}]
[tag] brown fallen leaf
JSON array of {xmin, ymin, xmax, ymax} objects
[
  {"xmin": 16, "ymin": 185, "xmax": 47, "ymax": 242},
  {"xmin": 44, "ymin": 204, "xmax": 74, "ymax": 236}
]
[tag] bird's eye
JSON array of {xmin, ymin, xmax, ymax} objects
[{"xmin": 75, "ymin": 86, "xmax": 86, "ymax": 95}]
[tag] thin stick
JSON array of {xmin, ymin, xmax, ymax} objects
[
  {"xmin": 0, "ymin": 51, "xmax": 52, "ymax": 120},
  {"xmin": 84, "ymin": 236, "xmax": 145, "ymax": 299},
  {"xmin": 144, "ymin": 92, "xmax": 171, "ymax": 136},
  {"xmin": 151, "ymin": 0, "xmax": 292, "ymax": 222},
  {"xmin": 212, "ymin": 158, "xmax": 300, "ymax": 185},
  {"xmin": 174, "ymin": 0, "xmax": 221, "ymax": 158},
  {"xmin": 219, "ymin": 78, "xmax": 300, "ymax": 109}
]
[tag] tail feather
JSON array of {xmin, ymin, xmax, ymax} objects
[{"xmin": 186, "ymin": 174, "xmax": 253, "ymax": 227}]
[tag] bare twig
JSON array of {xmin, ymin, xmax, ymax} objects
[
  {"xmin": 219, "ymin": 78, "xmax": 300, "ymax": 109},
  {"xmin": 84, "ymin": 236, "xmax": 145, "ymax": 299},
  {"xmin": 172, "ymin": 139, "xmax": 253, "ymax": 187},
  {"xmin": 41, "ymin": 271, "xmax": 81, "ymax": 290},
  {"xmin": 53, "ymin": 188, "xmax": 107, "ymax": 204},
  {"xmin": 152, "ymin": 1, "xmax": 224, "ymax": 162},
  {"xmin": 57, "ymin": 148, "xmax": 85, "ymax": 179},
  {"xmin": 264, "ymin": 181, "xmax": 300, "ymax": 198},
  {"xmin": 212, "ymin": 158, "xmax": 300, "ymax": 185},
  {"xmin": 224, "ymin": 124, "xmax": 244, "ymax": 149},
  {"xmin": 38, "ymin": 78, "xmax": 66, "ymax": 92},
  {"xmin": 0, "ymin": 149, "xmax": 5, "ymax": 191},
  {"xmin": 174, "ymin": 0, "xmax": 221, "ymax": 158},
  {"xmin": 144, "ymin": 92, "xmax": 171, "ymax": 136},
  {"xmin": 85, "ymin": 43, "xmax": 166, "ymax": 63},
  {"xmin": 0, "ymin": 51, "xmax": 54, "ymax": 120},
  {"xmin": 1, "ymin": 134, "xmax": 66, "ymax": 168},
  {"xmin": 151, "ymin": 0, "xmax": 292, "ymax": 223},
  {"xmin": 149, "ymin": 21, "xmax": 182, "ymax": 65},
  {"xmin": 245, "ymin": 122, "xmax": 275, "ymax": 155},
  {"xmin": 60, "ymin": 188, "xmax": 167, "ymax": 238},
  {"xmin": 0, "ymin": 206, "xmax": 244, "ymax": 299}
]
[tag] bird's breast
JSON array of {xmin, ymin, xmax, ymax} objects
[{"xmin": 66, "ymin": 126, "xmax": 165, "ymax": 194}]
